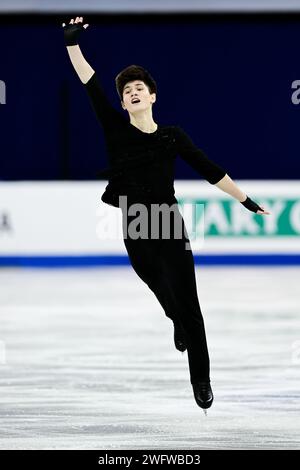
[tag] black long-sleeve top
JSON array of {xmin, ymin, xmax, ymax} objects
[{"xmin": 83, "ymin": 71, "xmax": 227, "ymax": 208}]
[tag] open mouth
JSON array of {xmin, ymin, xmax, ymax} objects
[{"xmin": 131, "ymin": 99, "xmax": 140, "ymax": 104}]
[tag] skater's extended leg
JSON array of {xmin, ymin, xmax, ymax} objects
[{"xmin": 122, "ymin": 227, "xmax": 178, "ymax": 322}]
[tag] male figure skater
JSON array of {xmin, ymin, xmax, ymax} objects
[{"xmin": 62, "ymin": 17, "xmax": 270, "ymax": 412}]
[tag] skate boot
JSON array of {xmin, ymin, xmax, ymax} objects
[
  {"xmin": 192, "ymin": 380, "xmax": 214, "ymax": 415},
  {"xmin": 173, "ymin": 319, "xmax": 187, "ymax": 352}
]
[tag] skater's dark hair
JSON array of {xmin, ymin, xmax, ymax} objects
[{"xmin": 115, "ymin": 65, "xmax": 157, "ymax": 101}]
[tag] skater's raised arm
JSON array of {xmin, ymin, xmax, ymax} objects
[
  {"xmin": 66, "ymin": 44, "xmax": 95, "ymax": 84},
  {"xmin": 62, "ymin": 16, "xmax": 126, "ymax": 131},
  {"xmin": 175, "ymin": 126, "xmax": 270, "ymax": 215},
  {"xmin": 62, "ymin": 17, "xmax": 94, "ymax": 83}
]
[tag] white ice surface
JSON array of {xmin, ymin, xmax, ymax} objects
[{"xmin": 0, "ymin": 266, "xmax": 299, "ymax": 449}]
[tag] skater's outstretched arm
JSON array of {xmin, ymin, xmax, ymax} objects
[
  {"xmin": 175, "ymin": 126, "xmax": 270, "ymax": 215},
  {"xmin": 213, "ymin": 174, "xmax": 270, "ymax": 214},
  {"xmin": 62, "ymin": 16, "xmax": 126, "ymax": 131},
  {"xmin": 175, "ymin": 126, "xmax": 227, "ymax": 184}
]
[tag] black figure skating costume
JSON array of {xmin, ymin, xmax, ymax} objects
[
  {"xmin": 82, "ymin": 72, "xmax": 228, "ymax": 410},
  {"xmin": 63, "ymin": 19, "xmax": 265, "ymax": 411}
]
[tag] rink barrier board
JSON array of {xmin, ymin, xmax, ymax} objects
[
  {"xmin": 1, "ymin": 254, "xmax": 300, "ymax": 267},
  {"xmin": 1, "ymin": 181, "xmax": 300, "ymax": 265}
]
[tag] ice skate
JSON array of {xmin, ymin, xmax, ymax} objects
[{"xmin": 192, "ymin": 380, "xmax": 213, "ymax": 414}]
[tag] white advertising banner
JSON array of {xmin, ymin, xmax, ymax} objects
[{"xmin": 0, "ymin": 181, "xmax": 300, "ymax": 261}]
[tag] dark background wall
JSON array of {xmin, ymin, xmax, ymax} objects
[{"xmin": 0, "ymin": 13, "xmax": 299, "ymax": 181}]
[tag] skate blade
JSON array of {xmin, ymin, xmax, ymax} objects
[{"xmin": 203, "ymin": 409, "xmax": 207, "ymax": 416}]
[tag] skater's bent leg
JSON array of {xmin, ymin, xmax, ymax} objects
[{"xmin": 123, "ymin": 234, "xmax": 177, "ymax": 322}]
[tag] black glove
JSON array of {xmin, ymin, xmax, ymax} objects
[
  {"xmin": 240, "ymin": 195, "xmax": 263, "ymax": 213},
  {"xmin": 62, "ymin": 21, "xmax": 86, "ymax": 46}
]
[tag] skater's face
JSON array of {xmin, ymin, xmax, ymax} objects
[{"xmin": 121, "ymin": 80, "xmax": 156, "ymax": 113}]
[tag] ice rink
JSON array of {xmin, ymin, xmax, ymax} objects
[{"xmin": 0, "ymin": 266, "xmax": 299, "ymax": 450}]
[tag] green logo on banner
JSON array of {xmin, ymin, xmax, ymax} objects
[{"xmin": 177, "ymin": 198, "xmax": 300, "ymax": 237}]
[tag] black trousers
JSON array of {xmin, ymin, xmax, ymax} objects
[{"xmin": 120, "ymin": 200, "xmax": 210, "ymax": 384}]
